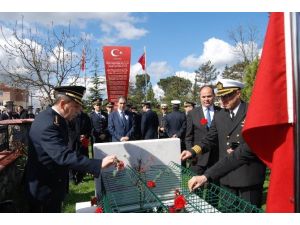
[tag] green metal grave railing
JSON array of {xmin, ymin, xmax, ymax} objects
[
  {"xmin": 100, "ymin": 167, "xmax": 169, "ymax": 213},
  {"xmin": 100, "ymin": 161, "xmax": 263, "ymax": 213}
]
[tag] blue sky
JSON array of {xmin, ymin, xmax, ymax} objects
[{"xmin": 0, "ymin": 12, "xmax": 269, "ymax": 99}]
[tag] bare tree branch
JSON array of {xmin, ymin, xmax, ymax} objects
[{"xmin": 0, "ymin": 19, "xmax": 89, "ymax": 105}]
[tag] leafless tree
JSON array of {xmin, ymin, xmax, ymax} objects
[
  {"xmin": 0, "ymin": 18, "xmax": 90, "ymax": 104},
  {"xmin": 228, "ymin": 25, "xmax": 261, "ymax": 63}
]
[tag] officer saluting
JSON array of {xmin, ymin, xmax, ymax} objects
[
  {"xmin": 25, "ymin": 86, "xmax": 122, "ymax": 213},
  {"xmin": 181, "ymin": 79, "xmax": 266, "ymax": 207}
]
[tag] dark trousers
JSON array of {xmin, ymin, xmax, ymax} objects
[
  {"xmin": 28, "ymin": 197, "xmax": 62, "ymax": 213},
  {"xmin": 221, "ymin": 183, "xmax": 264, "ymax": 208}
]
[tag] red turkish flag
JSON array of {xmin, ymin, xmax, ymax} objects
[
  {"xmin": 138, "ymin": 52, "xmax": 146, "ymax": 70},
  {"xmin": 242, "ymin": 13, "xmax": 294, "ymax": 212}
]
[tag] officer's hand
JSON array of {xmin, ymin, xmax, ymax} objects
[
  {"xmin": 227, "ymin": 148, "xmax": 234, "ymax": 154},
  {"xmin": 101, "ymin": 155, "xmax": 118, "ymax": 169},
  {"xmin": 188, "ymin": 175, "xmax": 208, "ymax": 192},
  {"xmin": 159, "ymin": 127, "xmax": 165, "ymax": 131},
  {"xmin": 181, "ymin": 150, "xmax": 192, "ymax": 161},
  {"xmin": 120, "ymin": 136, "xmax": 129, "ymax": 142}
]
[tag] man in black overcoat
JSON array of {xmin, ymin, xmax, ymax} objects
[
  {"xmin": 185, "ymin": 85, "xmax": 220, "ymax": 174},
  {"xmin": 182, "ymin": 79, "xmax": 266, "ymax": 207},
  {"xmin": 165, "ymin": 100, "xmax": 186, "ymax": 150},
  {"xmin": 140, "ymin": 101, "xmax": 159, "ymax": 139},
  {"xmin": 158, "ymin": 103, "xmax": 168, "ymax": 139},
  {"xmin": 24, "ymin": 86, "xmax": 121, "ymax": 212}
]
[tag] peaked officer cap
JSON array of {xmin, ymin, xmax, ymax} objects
[
  {"xmin": 184, "ymin": 101, "xmax": 195, "ymax": 107},
  {"xmin": 92, "ymin": 98, "xmax": 103, "ymax": 105},
  {"xmin": 54, "ymin": 86, "xmax": 86, "ymax": 106},
  {"xmin": 215, "ymin": 79, "xmax": 244, "ymax": 97},
  {"xmin": 171, "ymin": 100, "xmax": 181, "ymax": 105}
]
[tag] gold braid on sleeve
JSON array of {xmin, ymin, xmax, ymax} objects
[{"xmin": 191, "ymin": 145, "xmax": 202, "ymax": 155}]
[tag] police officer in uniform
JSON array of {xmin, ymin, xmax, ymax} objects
[
  {"xmin": 24, "ymin": 86, "xmax": 121, "ymax": 212},
  {"xmin": 105, "ymin": 101, "xmax": 114, "ymax": 115},
  {"xmin": 181, "ymin": 79, "xmax": 266, "ymax": 208},
  {"xmin": 183, "ymin": 101, "xmax": 195, "ymax": 115},
  {"xmin": 90, "ymin": 98, "xmax": 109, "ymax": 143},
  {"xmin": 165, "ymin": 100, "xmax": 186, "ymax": 150}
]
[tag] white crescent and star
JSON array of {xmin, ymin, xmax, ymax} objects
[{"xmin": 111, "ymin": 49, "xmax": 123, "ymax": 57}]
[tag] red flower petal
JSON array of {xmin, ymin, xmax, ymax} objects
[
  {"xmin": 200, "ymin": 118, "xmax": 208, "ymax": 125},
  {"xmin": 174, "ymin": 195, "xmax": 186, "ymax": 210},
  {"xmin": 168, "ymin": 206, "xmax": 176, "ymax": 213},
  {"xmin": 147, "ymin": 180, "xmax": 156, "ymax": 188},
  {"xmin": 95, "ymin": 207, "xmax": 103, "ymax": 213}
]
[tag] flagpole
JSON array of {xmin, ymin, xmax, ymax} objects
[
  {"xmin": 144, "ymin": 46, "xmax": 147, "ymax": 101},
  {"xmin": 291, "ymin": 12, "xmax": 300, "ymax": 213}
]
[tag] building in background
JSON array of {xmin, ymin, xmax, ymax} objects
[{"xmin": 0, "ymin": 83, "xmax": 29, "ymax": 111}]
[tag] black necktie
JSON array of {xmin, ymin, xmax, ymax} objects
[{"xmin": 230, "ymin": 111, "xmax": 235, "ymax": 120}]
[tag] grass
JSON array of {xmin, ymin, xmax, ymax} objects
[{"xmin": 62, "ymin": 175, "xmax": 95, "ymax": 213}]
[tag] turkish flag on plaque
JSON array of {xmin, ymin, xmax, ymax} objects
[{"xmin": 103, "ymin": 46, "xmax": 131, "ymax": 104}]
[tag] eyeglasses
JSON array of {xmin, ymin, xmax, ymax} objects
[{"xmin": 119, "ymin": 102, "xmax": 126, "ymax": 105}]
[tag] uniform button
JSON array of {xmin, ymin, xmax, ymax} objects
[
  {"xmin": 237, "ymin": 134, "xmax": 239, "ymax": 137},
  {"xmin": 227, "ymin": 142, "xmax": 229, "ymax": 146},
  {"xmin": 227, "ymin": 136, "xmax": 230, "ymax": 139}
]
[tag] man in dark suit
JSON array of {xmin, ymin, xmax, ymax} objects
[
  {"xmin": 108, "ymin": 96, "xmax": 135, "ymax": 142},
  {"xmin": 140, "ymin": 101, "xmax": 159, "ymax": 139},
  {"xmin": 90, "ymin": 98, "xmax": 109, "ymax": 143},
  {"xmin": 158, "ymin": 103, "xmax": 169, "ymax": 139},
  {"xmin": 131, "ymin": 105, "xmax": 142, "ymax": 140},
  {"xmin": 68, "ymin": 111, "xmax": 92, "ymax": 185},
  {"xmin": 185, "ymin": 85, "xmax": 220, "ymax": 175},
  {"xmin": 25, "ymin": 86, "xmax": 121, "ymax": 212},
  {"xmin": 165, "ymin": 100, "xmax": 186, "ymax": 150},
  {"xmin": 27, "ymin": 106, "xmax": 35, "ymax": 119},
  {"xmin": 16, "ymin": 105, "xmax": 28, "ymax": 119},
  {"xmin": 182, "ymin": 79, "xmax": 266, "ymax": 207}
]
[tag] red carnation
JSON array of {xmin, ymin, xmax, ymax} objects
[
  {"xmin": 174, "ymin": 195, "xmax": 186, "ymax": 210},
  {"xmin": 90, "ymin": 196, "xmax": 97, "ymax": 206},
  {"xmin": 200, "ymin": 118, "xmax": 208, "ymax": 125},
  {"xmin": 146, "ymin": 180, "xmax": 156, "ymax": 188},
  {"xmin": 95, "ymin": 207, "xmax": 103, "ymax": 213},
  {"xmin": 168, "ymin": 206, "xmax": 176, "ymax": 213},
  {"xmin": 115, "ymin": 160, "xmax": 125, "ymax": 171}
]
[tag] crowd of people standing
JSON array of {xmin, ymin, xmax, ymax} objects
[{"xmin": 1, "ymin": 78, "xmax": 266, "ymax": 212}]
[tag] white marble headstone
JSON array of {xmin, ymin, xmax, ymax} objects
[
  {"xmin": 93, "ymin": 138, "xmax": 181, "ymax": 203},
  {"xmin": 93, "ymin": 138, "xmax": 181, "ymax": 170}
]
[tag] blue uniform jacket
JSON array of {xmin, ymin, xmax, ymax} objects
[{"xmin": 25, "ymin": 107, "xmax": 101, "ymax": 201}]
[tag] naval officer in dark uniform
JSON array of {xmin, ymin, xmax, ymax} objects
[
  {"xmin": 181, "ymin": 79, "xmax": 266, "ymax": 207},
  {"xmin": 24, "ymin": 86, "xmax": 122, "ymax": 213}
]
